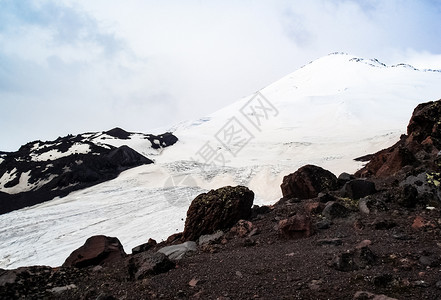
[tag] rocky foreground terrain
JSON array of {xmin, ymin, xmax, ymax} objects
[{"xmin": 2, "ymin": 100, "xmax": 441, "ymax": 299}]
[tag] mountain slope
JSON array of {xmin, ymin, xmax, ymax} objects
[
  {"xmin": 1, "ymin": 53, "xmax": 441, "ymax": 269},
  {"xmin": 0, "ymin": 128, "xmax": 178, "ymax": 214}
]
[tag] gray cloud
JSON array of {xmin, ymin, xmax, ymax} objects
[{"xmin": 1, "ymin": 0, "xmax": 441, "ymax": 151}]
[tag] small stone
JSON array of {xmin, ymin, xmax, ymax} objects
[
  {"xmin": 188, "ymin": 278, "xmax": 199, "ymax": 287},
  {"xmin": 308, "ymin": 279, "xmax": 323, "ymax": 290},
  {"xmin": 356, "ymin": 240, "xmax": 372, "ymax": 249},
  {"xmin": 358, "ymin": 198, "xmax": 370, "ymax": 214},
  {"xmin": 353, "ymin": 291, "xmax": 397, "ymax": 300},
  {"xmin": 413, "ymin": 280, "xmax": 430, "ymax": 288},
  {"xmin": 243, "ymin": 238, "xmax": 256, "ymax": 247},
  {"xmin": 316, "ymin": 219, "xmax": 331, "ymax": 230},
  {"xmin": 91, "ymin": 265, "xmax": 103, "ymax": 272},
  {"xmin": 436, "ymin": 281, "xmax": 441, "ymax": 289},
  {"xmin": 412, "ymin": 216, "xmax": 425, "ymax": 229},
  {"xmin": 317, "ymin": 238, "xmax": 342, "ymax": 246},
  {"xmin": 48, "ymin": 284, "xmax": 77, "ymax": 294},
  {"xmin": 392, "ymin": 233, "xmax": 412, "ymax": 240},
  {"xmin": 236, "ymin": 271, "xmax": 243, "ymax": 278},
  {"xmin": 229, "ymin": 220, "xmax": 255, "ymax": 238},
  {"xmin": 419, "ymin": 256, "xmax": 439, "ymax": 267}
]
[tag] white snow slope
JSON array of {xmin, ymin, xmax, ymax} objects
[{"xmin": 1, "ymin": 53, "xmax": 441, "ymax": 269}]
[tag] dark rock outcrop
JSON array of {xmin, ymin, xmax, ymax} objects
[
  {"xmin": 63, "ymin": 235, "xmax": 127, "ymax": 268},
  {"xmin": 341, "ymin": 179, "xmax": 376, "ymax": 200},
  {"xmin": 182, "ymin": 186, "xmax": 254, "ymax": 241},
  {"xmin": 281, "ymin": 165, "xmax": 338, "ymax": 200},
  {"xmin": 0, "ymin": 128, "xmax": 178, "ymax": 214},
  {"xmin": 356, "ymin": 99, "xmax": 441, "ymax": 178}
]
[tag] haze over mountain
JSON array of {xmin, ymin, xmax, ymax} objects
[{"xmin": 1, "ymin": 53, "xmax": 441, "ymax": 269}]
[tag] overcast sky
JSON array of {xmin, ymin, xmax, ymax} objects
[{"xmin": 1, "ymin": 0, "xmax": 441, "ymax": 151}]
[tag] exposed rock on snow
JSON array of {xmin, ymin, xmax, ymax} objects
[
  {"xmin": 182, "ymin": 186, "xmax": 254, "ymax": 241},
  {"xmin": 63, "ymin": 235, "xmax": 127, "ymax": 268},
  {"xmin": 280, "ymin": 164, "xmax": 338, "ymax": 200}
]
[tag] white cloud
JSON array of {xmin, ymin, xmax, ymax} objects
[{"xmin": 1, "ymin": 0, "xmax": 441, "ymax": 151}]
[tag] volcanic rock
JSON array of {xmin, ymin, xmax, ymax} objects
[
  {"xmin": 331, "ymin": 246, "xmax": 377, "ymax": 271},
  {"xmin": 280, "ymin": 165, "xmax": 338, "ymax": 200},
  {"xmin": 356, "ymin": 99, "xmax": 441, "ymax": 178},
  {"xmin": 341, "ymin": 179, "xmax": 377, "ymax": 200},
  {"xmin": 278, "ymin": 214, "xmax": 313, "ymax": 239},
  {"xmin": 128, "ymin": 252, "xmax": 175, "ymax": 280},
  {"xmin": 63, "ymin": 235, "xmax": 126, "ymax": 268},
  {"xmin": 182, "ymin": 186, "xmax": 254, "ymax": 241},
  {"xmin": 132, "ymin": 238, "xmax": 157, "ymax": 255},
  {"xmin": 322, "ymin": 201, "xmax": 350, "ymax": 219}
]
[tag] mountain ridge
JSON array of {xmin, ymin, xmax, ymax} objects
[{"xmin": 0, "ymin": 128, "xmax": 178, "ymax": 214}]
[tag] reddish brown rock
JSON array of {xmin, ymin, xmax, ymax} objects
[
  {"xmin": 182, "ymin": 186, "xmax": 254, "ymax": 241},
  {"xmin": 407, "ymin": 100, "xmax": 441, "ymax": 149},
  {"xmin": 356, "ymin": 99, "xmax": 441, "ymax": 178},
  {"xmin": 229, "ymin": 220, "xmax": 255, "ymax": 238},
  {"xmin": 278, "ymin": 215, "xmax": 313, "ymax": 239},
  {"xmin": 281, "ymin": 165, "xmax": 338, "ymax": 200},
  {"xmin": 63, "ymin": 235, "xmax": 126, "ymax": 268},
  {"xmin": 356, "ymin": 142, "xmax": 417, "ymax": 178}
]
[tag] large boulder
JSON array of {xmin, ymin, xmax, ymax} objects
[
  {"xmin": 63, "ymin": 235, "xmax": 126, "ymax": 268},
  {"xmin": 182, "ymin": 186, "xmax": 254, "ymax": 241},
  {"xmin": 281, "ymin": 165, "xmax": 338, "ymax": 200}
]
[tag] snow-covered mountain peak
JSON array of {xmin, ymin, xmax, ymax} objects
[{"xmin": 1, "ymin": 53, "xmax": 440, "ymax": 269}]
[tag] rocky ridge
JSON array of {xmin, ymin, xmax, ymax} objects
[
  {"xmin": 1, "ymin": 100, "xmax": 441, "ymax": 299},
  {"xmin": 0, "ymin": 128, "xmax": 178, "ymax": 214}
]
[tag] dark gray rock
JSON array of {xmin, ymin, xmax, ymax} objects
[
  {"xmin": 316, "ymin": 238, "xmax": 342, "ymax": 246},
  {"xmin": 341, "ymin": 179, "xmax": 376, "ymax": 200},
  {"xmin": 132, "ymin": 238, "xmax": 157, "ymax": 255},
  {"xmin": 330, "ymin": 246, "xmax": 377, "ymax": 271},
  {"xmin": 183, "ymin": 186, "xmax": 254, "ymax": 241},
  {"xmin": 198, "ymin": 231, "xmax": 224, "ymax": 245},
  {"xmin": 128, "ymin": 252, "xmax": 175, "ymax": 280},
  {"xmin": 322, "ymin": 202, "xmax": 350, "ymax": 219}
]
